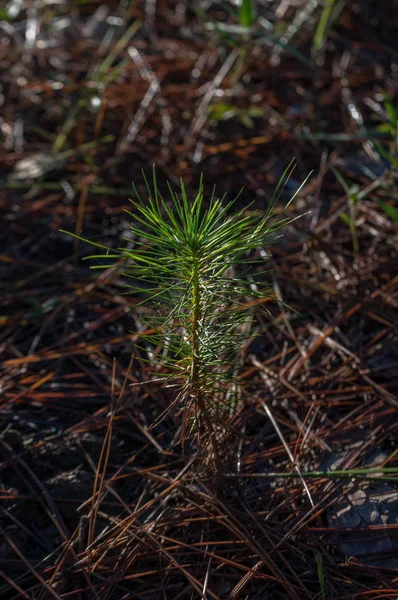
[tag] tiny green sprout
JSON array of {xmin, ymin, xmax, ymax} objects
[{"xmin": 63, "ymin": 163, "xmax": 308, "ymax": 465}]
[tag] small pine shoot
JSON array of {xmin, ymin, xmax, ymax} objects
[{"xmin": 63, "ymin": 163, "xmax": 307, "ymax": 466}]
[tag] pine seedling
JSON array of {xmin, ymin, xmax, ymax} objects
[{"xmin": 63, "ymin": 164, "xmax": 306, "ymax": 465}]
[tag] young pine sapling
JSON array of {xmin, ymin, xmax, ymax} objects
[{"xmin": 64, "ymin": 164, "xmax": 306, "ymax": 467}]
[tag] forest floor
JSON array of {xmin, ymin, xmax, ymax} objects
[{"xmin": 0, "ymin": 1, "xmax": 398, "ymax": 598}]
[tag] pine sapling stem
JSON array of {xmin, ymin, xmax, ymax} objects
[{"xmin": 190, "ymin": 246, "xmax": 222, "ymax": 467}]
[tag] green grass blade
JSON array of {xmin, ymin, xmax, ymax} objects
[{"xmin": 240, "ymin": 0, "xmax": 254, "ymax": 28}]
